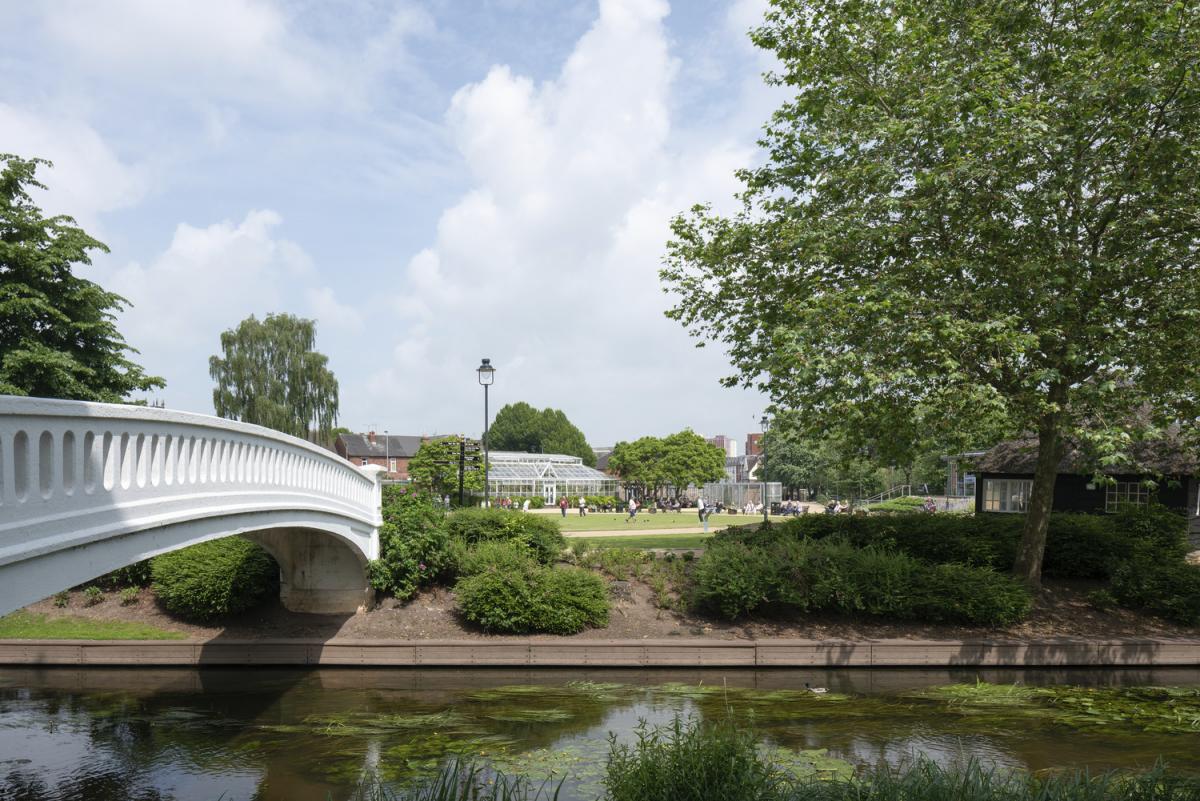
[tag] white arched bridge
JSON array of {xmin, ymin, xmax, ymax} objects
[{"xmin": 0, "ymin": 396, "xmax": 384, "ymax": 617}]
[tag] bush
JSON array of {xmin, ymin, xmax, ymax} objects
[
  {"xmin": 761, "ymin": 506, "xmax": 1185, "ymax": 581},
  {"xmin": 52, "ymin": 591, "xmax": 69, "ymax": 608},
  {"xmin": 455, "ymin": 563, "xmax": 609, "ymax": 634},
  {"xmin": 119, "ymin": 587, "xmax": 140, "ymax": 606},
  {"xmin": 910, "ymin": 563, "xmax": 1033, "ymax": 627},
  {"xmin": 1110, "ymin": 558, "xmax": 1200, "ymax": 626},
  {"xmin": 369, "ymin": 491, "xmax": 452, "ymax": 601},
  {"xmin": 151, "ymin": 538, "xmax": 278, "ymax": 622},
  {"xmin": 82, "ymin": 586, "xmax": 104, "ymax": 606},
  {"xmin": 445, "ymin": 508, "xmax": 565, "ymax": 564},
  {"xmin": 456, "ymin": 541, "xmax": 537, "ymax": 578},
  {"xmin": 692, "ymin": 536, "xmax": 1031, "ymax": 627},
  {"xmin": 527, "ymin": 495, "xmax": 545, "ymax": 509}
]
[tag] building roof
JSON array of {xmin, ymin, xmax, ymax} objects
[
  {"xmin": 337, "ymin": 433, "xmax": 424, "ymax": 458},
  {"xmin": 488, "ymin": 451, "xmax": 616, "ymax": 483},
  {"xmin": 977, "ymin": 436, "xmax": 1199, "ymax": 476}
]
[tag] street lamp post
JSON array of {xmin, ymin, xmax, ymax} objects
[
  {"xmin": 384, "ymin": 429, "xmax": 389, "ymax": 478},
  {"xmin": 760, "ymin": 415, "xmax": 770, "ymax": 524},
  {"xmin": 477, "ymin": 358, "xmax": 496, "ymax": 508}
]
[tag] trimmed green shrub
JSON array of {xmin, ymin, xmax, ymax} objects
[
  {"xmin": 760, "ymin": 507, "xmax": 1185, "ymax": 580},
  {"xmin": 82, "ymin": 586, "xmax": 103, "ymax": 606},
  {"xmin": 456, "ymin": 540, "xmax": 537, "ymax": 578},
  {"xmin": 1110, "ymin": 559, "xmax": 1200, "ymax": 626},
  {"xmin": 369, "ymin": 491, "xmax": 452, "ymax": 600},
  {"xmin": 527, "ymin": 495, "xmax": 545, "ymax": 509},
  {"xmin": 690, "ymin": 540, "xmax": 779, "ymax": 619},
  {"xmin": 910, "ymin": 563, "xmax": 1033, "ymax": 626},
  {"xmin": 693, "ymin": 536, "xmax": 1031, "ymax": 627},
  {"xmin": 151, "ymin": 538, "xmax": 278, "ymax": 622},
  {"xmin": 455, "ymin": 563, "xmax": 609, "ymax": 634},
  {"xmin": 445, "ymin": 508, "xmax": 565, "ymax": 564}
]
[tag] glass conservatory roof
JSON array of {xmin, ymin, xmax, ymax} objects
[{"xmin": 487, "ymin": 451, "xmax": 613, "ymax": 482}]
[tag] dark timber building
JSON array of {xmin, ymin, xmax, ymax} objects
[{"xmin": 974, "ymin": 437, "xmax": 1200, "ymax": 547}]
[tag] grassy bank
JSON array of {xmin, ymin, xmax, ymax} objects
[
  {"xmin": 567, "ymin": 534, "xmax": 713, "ymax": 550},
  {"xmin": 0, "ymin": 611, "xmax": 186, "ymax": 640},
  {"xmin": 556, "ymin": 512, "xmax": 785, "ymax": 532}
]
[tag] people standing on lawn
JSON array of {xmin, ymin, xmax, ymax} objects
[
  {"xmin": 522, "ymin": 498, "xmax": 530, "ymax": 512},
  {"xmin": 579, "ymin": 496, "xmax": 587, "ymax": 516},
  {"xmin": 923, "ymin": 496, "xmax": 937, "ymax": 513},
  {"xmin": 626, "ymin": 497, "xmax": 638, "ymax": 521},
  {"xmin": 559, "ymin": 496, "xmax": 569, "ymax": 517}
]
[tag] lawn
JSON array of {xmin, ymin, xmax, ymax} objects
[
  {"xmin": 555, "ymin": 512, "xmax": 786, "ymax": 532},
  {"xmin": 0, "ymin": 611, "xmax": 186, "ymax": 640},
  {"xmin": 569, "ymin": 533, "xmax": 714, "ymax": 550}
]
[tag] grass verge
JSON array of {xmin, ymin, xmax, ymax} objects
[
  {"xmin": 0, "ymin": 611, "xmax": 186, "ymax": 640},
  {"xmin": 556, "ymin": 513, "xmax": 785, "ymax": 533},
  {"xmin": 569, "ymin": 534, "xmax": 713, "ymax": 550}
]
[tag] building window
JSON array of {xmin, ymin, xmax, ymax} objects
[
  {"xmin": 389, "ymin": 458, "xmax": 397, "ymax": 473},
  {"xmin": 360, "ymin": 458, "xmax": 369, "ymax": 466},
  {"xmin": 982, "ymin": 478, "xmax": 1032, "ymax": 513},
  {"xmin": 1106, "ymin": 481, "xmax": 1149, "ymax": 512}
]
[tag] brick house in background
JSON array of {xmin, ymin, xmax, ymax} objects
[{"xmin": 335, "ymin": 432, "xmax": 423, "ymax": 480}]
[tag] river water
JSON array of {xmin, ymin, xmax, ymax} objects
[{"xmin": 2, "ymin": 666, "xmax": 1198, "ymax": 800}]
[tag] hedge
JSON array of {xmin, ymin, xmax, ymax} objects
[
  {"xmin": 445, "ymin": 508, "xmax": 566, "ymax": 563},
  {"xmin": 455, "ymin": 562, "xmax": 609, "ymax": 634},
  {"xmin": 1110, "ymin": 558, "xmax": 1200, "ymax": 626},
  {"xmin": 750, "ymin": 506, "xmax": 1187, "ymax": 580},
  {"xmin": 151, "ymin": 538, "xmax": 278, "ymax": 622},
  {"xmin": 692, "ymin": 536, "xmax": 1031, "ymax": 627}
]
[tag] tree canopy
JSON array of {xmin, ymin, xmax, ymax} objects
[
  {"xmin": 662, "ymin": 0, "xmax": 1200, "ymax": 585},
  {"xmin": 0, "ymin": 154, "xmax": 163, "ymax": 401},
  {"xmin": 608, "ymin": 430, "xmax": 725, "ymax": 498},
  {"xmin": 487, "ymin": 401, "xmax": 595, "ymax": 466},
  {"xmin": 209, "ymin": 313, "xmax": 339, "ymax": 440}
]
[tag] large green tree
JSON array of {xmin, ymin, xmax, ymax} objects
[
  {"xmin": 0, "ymin": 154, "xmax": 163, "ymax": 401},
  {"xmin": 209, "ymin": 313, "xmax": 339, "ymax": 440},
  {"xmin": 662, "ymin": 0, "xmax": 1200, "ymax": 587},
  {"xmin": 608, "ymin": 430, "xmax": 725, "ymax": 498},
  {"xmin": 487, "ymin": 401, "xmax": 596, "ymax": 466}
]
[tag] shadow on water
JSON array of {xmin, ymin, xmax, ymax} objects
[{"xmin": 1, "ymin": 665, "xmax": 1198, "ymax": 801}]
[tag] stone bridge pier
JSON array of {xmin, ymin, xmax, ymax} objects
[{"xmin": 247, "ymin": 528, "xmax": 375, "ymax": 614}]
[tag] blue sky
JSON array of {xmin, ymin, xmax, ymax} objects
[{"xmin": 2, "ymin": 0, "xmax": 777, "ymax": 447}]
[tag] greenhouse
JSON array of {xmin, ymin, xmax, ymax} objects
[{"xmin": 487, "ymin": 451, "xmax": 619, "ymax": 503}]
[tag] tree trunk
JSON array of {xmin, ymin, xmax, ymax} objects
[{"xmin": 1013, "ymin": 412, "xmax": 1066, "ymax": 589}]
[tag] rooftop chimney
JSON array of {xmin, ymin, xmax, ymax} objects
[{"xmin": 367, "ymin": 431, "xmax": 376, "ymax": 444}]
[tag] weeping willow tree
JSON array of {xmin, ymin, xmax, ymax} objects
[{"xmin": 209, "ymin": 313, "xmax": 339, "ymax": 440}]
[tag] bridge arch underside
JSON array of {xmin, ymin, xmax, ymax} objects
[{"xmin": 0, "ymin": 512, "xmax": 375, "ymax": 617}]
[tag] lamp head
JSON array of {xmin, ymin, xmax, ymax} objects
[{"xmin": 477, "ymin": 358, "xmax": 496, "ymax": 386}]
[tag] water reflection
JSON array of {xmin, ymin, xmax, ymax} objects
[{"xmin": 0, "ymin": 667, "xmax": 1197, "ymax": 801}]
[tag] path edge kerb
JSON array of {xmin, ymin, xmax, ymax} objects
[{"xmin": 1, "ymin": 638, "xmax": 1198, "ymax": 667}]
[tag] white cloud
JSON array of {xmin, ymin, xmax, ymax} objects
[
  {"xmin": 0, "ymin": 103, "xmax": 149, "ymax": 227},
  {"xmin": 307, "ymin": 286, "xmax": 365, "ymax": 334},
  {"xmin": 361, "ymin": 0, "xmax": 768, "ymax": 444},
  {"xmin": 39, "ymin": 0, "xmax": 436, "ymax": 113},
  {"xmin": 43, "ymin": 0, "xmax": 335, "ymax": 106},
  {"xmin": 104, "ymin": 210, "xmax": 319, "ymax": 404}
]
